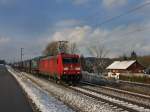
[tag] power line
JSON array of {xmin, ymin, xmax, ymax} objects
[
  {"xmin": 104, "ymin": 2, "xmax": 150, "ymax": 25},
  {"xmin": 104, "ymin": 26, "xmax": 150, "ymax": 39},
  {"xmin": 59, "ymin": 2, "xmax": 150, "ymax": 44},
  {"xmin": 117, "ymin": 26, "xmax": 150, "ymax": 37},
  {"xmin": 90, "ymin": 2, "xmax": 150, "ymax": 27},
  {"xmin": 82, "ymin": 2, "xmax": 150, "ymax": 38}
]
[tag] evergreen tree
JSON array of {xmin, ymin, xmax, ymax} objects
[{"xmin": 131, "ymin": 51, "xmax": 137, "ymax": 59}]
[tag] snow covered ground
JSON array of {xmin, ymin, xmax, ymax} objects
[
  {"xmin": 7, "ymin": 66, "xmax": 121, "ymax": 112},
  {"xmin": 7, "ymin": 66, "xmax": 74, "ymax": 112}
]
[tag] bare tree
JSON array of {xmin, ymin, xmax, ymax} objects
[
  {"xmin": 43, "ymin": 41, "xmax": 68, "ymax": 56},
  {"xmin": 88, "ymin": 44, "xmax": 108, "ymax": 75},
  {"xmin": 43, "ymin": 41, "xmax": 79, "ymax": 56},
  {"xmin": 119, "ymin": 54, "xmax": 129, "ymax": 61},
  {"xmin": 68, "ymin": 42, "xmax": 79, "ymax": 54},
  {"xmin": 43, "ymin": 41, "xmax": 59, "ymax": 56}
]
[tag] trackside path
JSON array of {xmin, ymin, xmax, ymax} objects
[{"xmin": 0, "ymin": 65, "xmax": 33, "ymax": 112}]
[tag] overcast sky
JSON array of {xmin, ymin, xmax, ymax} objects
[{"xmin": 0, "ymin": 0, "xmax": 150, "ymax": 62}]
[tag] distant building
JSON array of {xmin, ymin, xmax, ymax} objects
[
  {"xmin": 144, "ymin": 66, "xmax": 150, "ymax": 74},
  {"xmin": 106, "ymin": 60, "xmax": 144, "ymax": 79},
  {"xmin": 0, "ymin": 60, "xmax": 5, "ymax": 65}
]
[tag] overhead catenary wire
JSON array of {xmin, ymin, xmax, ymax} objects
[
  {"xmin": 104, "ymin": 26, "xmax": 150, "ymax": 39},
  {"xmin": 78, "ymin": 2, "xmax": 150, "ymax": 38},
  {"xmin": 90, "ymin": 2, "xmax": 150, "ymax": 27},
  {"xmin": 73, "ymin": 2, "xmax": 150, "ymax": 36},
  {"xmin": 53, "ymin": 1, "xmax": 150, "ymax": 46},
  {"xmin": 117, "ymin": 27, "xmax": 150, "ymax": 37}
]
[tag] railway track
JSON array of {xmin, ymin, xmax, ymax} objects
[
  {"xmin": 119, "ymin": 80, "xmax": 150, "ymax": 88},
  {"xmin": 69, "ymin": 86, "xmax": 139, "ymax": 112},
  {"xmin": 75, "ymin": 83, "xmax": 150, "ymax": 112},
  {"xmin": 114, "ymin": 80, "xmax": 150, "ymax": 96},
  {"xmin": 80, "ymin": 82, "xmax": 150, "ymax": 108},
  {"xmin": 17, "ymin": 71, "xmax": 150, "ymax": 112}
]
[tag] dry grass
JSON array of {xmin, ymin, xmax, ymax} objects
[{"xmin": 119, "ymin": 75, "xmax": 150, "ymax": 84}]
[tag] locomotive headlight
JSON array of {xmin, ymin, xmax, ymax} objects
[
  {"xmin": 64, "ymin": 67, "xmax": 69, "ymax": 70},
  {"xmin": 75, "ymin": 67, "xmax": 81, "ymax": 70}
]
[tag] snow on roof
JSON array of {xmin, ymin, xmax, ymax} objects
[{"xmin": 106, "ymin": 60, "xmax": 136, "ymax": 70}]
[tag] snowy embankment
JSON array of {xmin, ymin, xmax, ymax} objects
[
  {"xmin": 7, "ymin": 66, "xmax": 74, "ymax": 112},
  {"xmin": 7, "ymin": 66, "xmax": 120, "ymax": 112},
  {"xmin": 18, "ymin": 73, "xmax": 120, "ymax": 111}
]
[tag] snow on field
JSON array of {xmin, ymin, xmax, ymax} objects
[{"xmin": 7, "ymin": 66, "xmax": 74, "ymax": 112}]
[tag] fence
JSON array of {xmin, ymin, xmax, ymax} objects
[{"xmin": 81, "ymin": 71, "xmax": 116, "ymax": 85}]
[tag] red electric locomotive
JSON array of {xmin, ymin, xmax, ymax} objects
[{"xmin": 39, "ymin": 53, "xmax": 82, "ymax": 83}]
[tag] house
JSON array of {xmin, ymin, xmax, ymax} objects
[{"xmin": 106, "ymin": 60, "xmax": 144, "ymax": 79}]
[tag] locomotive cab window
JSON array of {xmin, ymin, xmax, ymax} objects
[{"xmin": 63, "ymin": 58, "xmax": 79, "ymax": 64}]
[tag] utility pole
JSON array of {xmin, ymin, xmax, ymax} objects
[
  {"xmin": 21, "ymin": 48, "xmax": 23, "ymax": 62},
  {"xmin": 20, "ymin": 48, "xmax": 24, "ymax": 70}
]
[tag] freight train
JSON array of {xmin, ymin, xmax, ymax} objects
[{"xmin": 13, "ymin": 53, "xmax": 82, "ymax": 83}]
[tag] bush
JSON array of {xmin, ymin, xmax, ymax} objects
[{"xmin": 119, "ymin": 75, "xmax": 150, "ymax": 84}]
